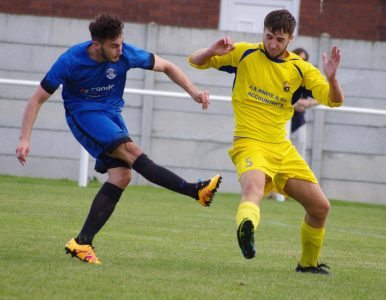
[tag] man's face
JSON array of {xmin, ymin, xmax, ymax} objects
[
  {"xmin": 98, "ymin": 34, "xmax": 123, "ymax": 63},
  {"xmin": 263, "ymin": 28, "xmax": 292, "ymax": 59}
]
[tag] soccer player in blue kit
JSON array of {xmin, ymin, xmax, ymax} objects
[{"xmin": 15, "ymin": 14, "xmax": 222, "ymax": 264}]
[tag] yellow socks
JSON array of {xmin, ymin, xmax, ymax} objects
[
  {"xmin": 236, "ymin": 201, "xmax": 260, "ymax": 230},
  {"xmin": 299, "ymin": 219, "xmax": 325, "ymax": 267},
  {"xmin": 236, "ymin": 204, "xmax": 325, "ymax": 267}
]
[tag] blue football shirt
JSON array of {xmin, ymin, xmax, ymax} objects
[{"xmin": 41, "ymin": 41, "xmax": 155, "ymax": 114}]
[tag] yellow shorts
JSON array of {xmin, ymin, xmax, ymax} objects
[{"xmin": 227, "ymin": 138, "xmax": 318, "ymax": 196}]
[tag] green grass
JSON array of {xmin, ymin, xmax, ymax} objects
[{"xmin": 0, "ymin": 175, "xmax": 385, "ymax": 300}]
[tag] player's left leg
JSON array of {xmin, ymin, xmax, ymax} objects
[
  {"xmin": 111, "ymin": 141, "xmax": 222, "ymax": 206},
  {"xmin": 284, "ymin": 178, "xmax": 331, "ymax": 274}
]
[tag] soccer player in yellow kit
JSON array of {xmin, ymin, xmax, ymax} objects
[{"xmin": 189, "ymin": 9, "xmax": 344, "ymax": 274}]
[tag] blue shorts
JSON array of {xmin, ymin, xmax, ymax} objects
[{"xmin": 66, "ymin": 110, "xmax": 131, "ymax": 173}]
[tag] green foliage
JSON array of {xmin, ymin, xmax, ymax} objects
[{"xmin": 0, "ymin": 176, "xmax": 385, "ymax": 299}]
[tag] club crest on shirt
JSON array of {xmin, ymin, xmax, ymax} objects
[
  {"xmin": 283, "ymin": 81, "xmax": 290, "ymax": 92},
  {"xmin": 106, "ymin": 68, "xmax": 117, "ymax": 80}
]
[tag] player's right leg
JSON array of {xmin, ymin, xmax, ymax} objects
[
  {"xmin": 64, "ymin": 110, "xmax": 133, "ymax": 263},
  {"xmin": 228, "ymin": 138, "xmax": 273, "ymax": 259},
  {"xmin": 236, "ymin": 170, "xmax": 265, "ymax": 259},
  {"xmin": 65, "ymin": 167, "xmax": 131, "ymax": 264}
]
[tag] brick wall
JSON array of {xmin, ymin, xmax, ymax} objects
[
  {"xmin": 0, "ymin": 0, "xmax": 220, "ymax": 29},
  {"xmin": 299, "ymin": 0, "xmax": 386, "ymax": 41},
  {"xmin": 0, "ymin": 0, "xmax": 385, "ymax": 40}
]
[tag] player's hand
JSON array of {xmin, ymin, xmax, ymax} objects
[
  {"xmin": 16, "ymin": 140, "xmax": 30, "ymax": 166},
  {"xmin": 191, "ymin": 89, "xmax": 210, "ymax": 110},
  {"xmin": 209, "ymin": 36, "xmax": 235, "ymax": 56},
  {"xmin": 293, "ymin": 101, "xmax": 306, "ymax": 112},
  {"xmin": 323, "ymin": 46, "xmax": 341, "ymax": 82}
]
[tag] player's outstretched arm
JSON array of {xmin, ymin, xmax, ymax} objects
[
  {"xmin": 323, "ymin": 46, "xmax": 344, "ymax": 105},
  {"xmin": 189, "ymin": 36, "xmax": 235, "ymax": 66},
  {"xmin": 16, "ymin": 85, "xmax": 51, "ymax": 165},
  {"xmin": 153, "ymin": 55, "xmax": 209, "ymax": 110}
]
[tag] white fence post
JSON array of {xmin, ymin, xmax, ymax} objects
[
  {"xmin": 311, "ymin": 108, "xmax": 325, "ymax": 180},
  {"xmin": 136, "ymin": 22, "xmax": 158, "ymax": 185},
  {"xmin": 78, "ymin": 146, "xmax": 89, "ymax": 187}
]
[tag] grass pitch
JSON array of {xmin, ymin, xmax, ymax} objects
[{"xmin": 0, "ymin": 175, "xmax": 385, "ymax": 299}]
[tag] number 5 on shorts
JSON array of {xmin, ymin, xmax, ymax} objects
[{"xmin": 245, "ymin": 157, "xmax": 253, "ymax": 168}]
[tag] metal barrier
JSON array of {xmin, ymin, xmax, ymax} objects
[
  {"xmin": 1, "ymin": 77, "xmax": 386, "ymax": 186},
  {"xmin": 0, "ymin": 78, "xmax": 229, "ymax": 186}
]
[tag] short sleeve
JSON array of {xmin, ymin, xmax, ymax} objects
[
  {"xmin": 302, "ymin": 63, "xmax": 342, "ymax": 108},
  {"xmin": 40, "ymin": 54, "xmax": 70, "ymax": 94},
  {"xmin": 123, "ymin": 44, "xmax": 155, "ymax": 70},
  {"xmin": 189, "ymin": 42, "xmax": 256, "ymax": 70}
]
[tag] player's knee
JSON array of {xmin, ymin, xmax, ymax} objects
[
  {"xmin": 119, "ymin": 170, "xmax": 132, "ymax": 187},
  {"xmin": 123, "ymin": 142, "xmax": 143, "ymax": 159},
  {"xmin": 313, "ymin": 199, "xmax": 330, "ymax": 219},
  {"xmin": 108, "ymin": 169, "xmax": 132, "ymax": 188},
  {"xmin": 241, "ymin": 181, "xmax": 264, "ymax": 201},
  {"xmin": 111, "ymin": 142, "xmax": 143, "ymax": 165},
  {"xmin": 321, "ymin": 200, "xmax": 330, "ymax": 216}
]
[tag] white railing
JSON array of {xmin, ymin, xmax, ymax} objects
[
  {"xmin": 0, "ymin": 78, "xmax": 229, "ymax": 186},
  {"xmin": 310, "ymin": 104, "xmax": 386, "ymax": 180},
  {"xmin": 1, "ymin": 78, "xmax": 386, "ymax": 186},
  {"xmin": 313, "ymin": 104, "xmax": 386, "ymax": 116}
]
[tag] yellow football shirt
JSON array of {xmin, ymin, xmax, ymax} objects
[{"xmin": 190, "ymin": 42, "xmax": 342, "ymax": 143}]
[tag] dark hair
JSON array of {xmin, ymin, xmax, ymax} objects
[
  {"xmin": 89, "ymin": 14, "xmax": 124, "ymax": 41},
  {"xmin": 264, "ymin": 9, "xmax": 296, "ymax": 36},
  {"xmin": 293, "ymin": 47, "xmax": 309, "ymax": 61}
]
